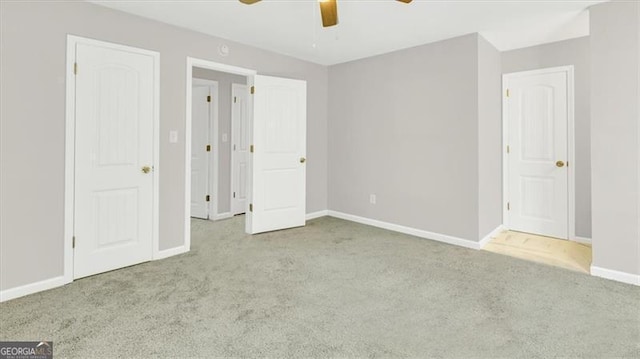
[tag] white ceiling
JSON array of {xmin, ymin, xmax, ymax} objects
[{"xmin": 89, "ymin": 0, "xmax": 607, "ymax": 66}]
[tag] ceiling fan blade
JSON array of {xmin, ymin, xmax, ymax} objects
[
  {"xmin": 319, "ymin": 0, "xmax": 338, "ymax": 27},
  {"xmin": 396, "ymin": 0, "xmax": 412, "ymax": 3},
  {"xmin": 239, "ymin": 0, "xmax": 261, "ymax": 4}
]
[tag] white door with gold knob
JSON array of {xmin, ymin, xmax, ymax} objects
[
  {"xmin": 247, "ymin": 75, "xmax": 307, "ymax": 234},
  {"xmin": 504, "ymin": 67, "xmax": 571, "ymax": 239},
  {"xmin": 73, "ymin": 38, "xmax": 158, "ymax": 279}
]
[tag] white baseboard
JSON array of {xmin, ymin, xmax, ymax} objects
[
  {"xmin": 154, "ymin": 245, "xmax": 189, "ymax": 260},
  {"xmin": 591, "ymin": 265, "xmax": 640, "ymax": 286},
  {"xmin": 0, "ymin": 275, "xmax": 67, "ymax": 303},
  {"xmin": 327, "ymin": 210, "xmax": 484, "ymax": 250},
  {"xmin": 212, "ymin": 212, "xmax": 233, "ymax": 221},
  {"xmin": 306, "ymin": 210, "xmax": 329, "ymax": 220},
  {"xmin": 479, "ymin": 225, "xmax": 505, "ymax": 249},
  {"xmin": 570, "ymin": 236, "xmax": 592, "ymax": 244}
]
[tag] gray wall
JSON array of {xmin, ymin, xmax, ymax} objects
[
  {"xmin": 590, "ymin": 0, "xmax": 640, "ymax": 275},
  {"xmin": 502, "ymin": 37, "xmax": 592, "ymax": 238},
  {"xmin": 192, "ymin": 68, "xmax": 247, "ymax": 215},
  {"xmin": 328, "ymin": 33, "xmax": 502, "ymax": 242},
  {"xmin": 0, "ymin": 1, "xmax": 328, "ymax": 291},
  {"xmin": 477, "ymin": 36, "xmax": 503, "ymax": 240}
]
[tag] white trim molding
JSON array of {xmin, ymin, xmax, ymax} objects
[
  {"xmin": 327, "ymin": 211, "xmax": 486, "ymax": 250},
  {"xmin": 591, "ymin": 266, "xmax": 640, "ymax": 286},
  {"xmin": 570, "ymin": 236, "xmax": 592, "ymax": 245},
  {"xmin": 154, "ymin": 245, "xmax": 190, "ymax": 261},
  {"xmin": 213, "ymin": 212, "xmax": 234, "ymax": 221},
  {"xmin": 0, "ymin": 276, "xmax": 67, "ymax": 303},
  {"xmin": 479, "ymin": 225, "xmax": 505, "ymax": 249},
  {"xmin": 306, "ymin": 210, "xmax": 329, "ymax": 220}
]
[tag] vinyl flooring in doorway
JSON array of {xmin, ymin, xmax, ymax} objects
[{"xmin": 483, "ymin": 230, "xmax": 592, "ymax": 274}]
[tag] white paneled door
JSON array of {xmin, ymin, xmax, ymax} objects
[
  {"xmin": 505, "ymin": 68, "xmax": 570, "ymax": 239},
  {"xmin": 191, "ymin": 85, "xmax": 214, "ymax": 219},
  {"xmin": 231, "ymin": 84, "xmax": 250, "ymax": 215},
  {"xmin": 73, "ymin": 40, "xmax": 158, "ymax": 279},
  {"xmin": 247, "ymin": 75, "xmax": 307, "ymax": 234}
]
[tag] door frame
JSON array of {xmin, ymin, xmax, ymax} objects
[
  {"xmin": 184, "ymin": 57, "xmax": 256, "ymax": 242},
  {"xmin": 191, "ymin": 78, "xmax": 219, "ymax": 220},
  {"xmin": 230, "ymin": 83, "xmax": 249, "ymax": 215},
  {"xmin": 502, "ymin": 65, "xmax": 576, "ymax": 241},
  {"xmin": 64, "ymin": 35, "xmax": 160, "ymax": 284}
]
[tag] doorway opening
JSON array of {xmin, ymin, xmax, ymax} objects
[
  {"xmin": 185, "ymin": 58, "xmax": 255, "ymax": 246},
  {"xmin": 190, "ymin": 68, "xmax": 250, "ymax": 222},
  {"xmin": 488, "ymin": 65, "xmax": 592, "ymax": 273},
  {"xmin": 185, "ymin": 57, "xmax": 309, "ymax": 246}
]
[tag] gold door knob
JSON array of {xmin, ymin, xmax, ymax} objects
[
  {"xmin": 556, "ymin": 161, "xmax": 565, "ymax": 168},
  {"xmin": 299, "ymin": 157, "xmax": 306, "ymax": 163},
  {"xmin": 142, "ymin": 166, "xmax": 151, "ymax": 174}
]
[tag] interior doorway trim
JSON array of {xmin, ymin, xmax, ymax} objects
[
  {"xmin": 64, "ymin": 35, "xmax": 160, "ymax": 284},
  {"xmin": 502, "ymin": 65, "xmax": 576, "ymax": 241},
  {"xmin": 184, "ymin": 57, "xmax": 256, "ymax": 245}
]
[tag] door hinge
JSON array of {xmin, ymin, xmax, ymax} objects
[
  {"xmin": 506, "ymin": 145, "xmax": 510, "ymax": 154},
  {"xmin": 507, "ymin": 202, "xmax": 510, "ymax": 211},
  {"xmin": 72, "ymin": 236, "xmax": 76, "ymax": 248},
  {"xmin": 73, "ymin": 62, "xmax": 78, "ymax": 75},
  {"xmin": 234, "ymin": 96, "xmax": 237, "ymax": 103},
  {"xmin": 506, "ymin": 89, "xmax": 510, "ymax": 97},
  {"xmin": 250, "ymin": 145, "xmax": 254, "ymax": 153},
  {"xmin": 233, "ymin": 192, "xmax": 236, "ymax": 198},
  {"xmin": 207, "ymin": 95, "xmax": 211, "ymax": 102},
  {"xmin": 206, "ymin": 195, "xmax": 210, "ymax": 202},
  {"xmin": 250, "ymin": 86, "xmax": 255, "ymax": 95},
  {"xmin": 206, "ymin": 145, "xmax": 211, "ymax": 152},
  {"xmin": 249, "ymin": 203, "xmax": 253, "ymax": 212}
]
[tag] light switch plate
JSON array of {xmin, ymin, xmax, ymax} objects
[
  {"xmin": 222, "ymin": 133, "xmax": 228, "ymax": 142},
  {"xmin": 169, "ymin": 130, "xmax": 178, "ymax": 143}
]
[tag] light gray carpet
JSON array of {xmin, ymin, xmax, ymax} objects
[{"xmin": 1, "ymin": 216, "xmax": 639, "ymax": 358}]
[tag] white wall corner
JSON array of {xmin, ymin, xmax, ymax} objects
[
  {"xmin": 479, "ymin": 225, "xmax": 505, "ymax": 249},
  {"xmin": 590, "ymin": 265, "xmax": 640, "ymax": 286},
  {"xmin": 0, "ymin": 276, "xmax": 67, "ymax": 303},
  {"xmin": 327, "ymin": 211, "xmax": 483, "ymax": 250},
  {"xmin": 306, "ymin": 210, "xmax": 329, "ymax": 221}
]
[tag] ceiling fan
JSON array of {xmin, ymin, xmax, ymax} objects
[{"xmin": 239, "ymin": 0, "xmax": 413, "ymax": 27}]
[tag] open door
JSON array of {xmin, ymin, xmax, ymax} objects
[{"xmin": 247, "ymin": 75, "xmax": 307, "ymax": 234}]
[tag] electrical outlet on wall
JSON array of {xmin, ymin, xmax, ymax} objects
[{"xmin": 369, "ymin": 194, "xmax": 376, "ymax": 205}]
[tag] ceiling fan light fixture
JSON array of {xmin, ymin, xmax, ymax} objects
[
  {"xmin": 319, "ymin": 0, "xmax": 338, "ymax": 27},
  {"xmin": 239, "ymin": 0, "xmax": 411, "ymax": 28}
]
